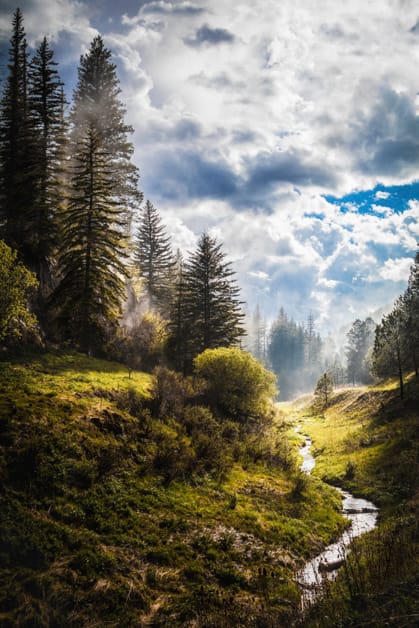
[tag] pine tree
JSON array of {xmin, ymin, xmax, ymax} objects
[
  {"xmin": 173, "ymin": 233, "xmax": 245, "ymax": 370},
  {"xmin": 372, "ymin": 301, "xmax": 406, "ymax": 399},
  {"xmin": 134, "ymin": 200, "xmax": 175, "ymax": 312},
  {"xmin": 70, "ymin": 36, "xmax": 140, "ymax": 221},
  {"xmin": 0, "ymin": 9, "xmax": 35, "ymax": 256},
  {"xmin": 251, "ymin": 304, "xmax": 267, "ymax": 363},
  {"xmin": 402, "ymin": 252, "xmax": 419, "ymax": 375},
  {"xmin": 51, "ymin": 37, "xmax": 141, "ymax": 352},
  {"xmin": 27, "ymin": 37, "xmax": 66, "ymax": 293},
  {"xmin": 346, "ymin": 317, "xmax": 375, "ymax": 385},
  {"xmin": 268, "ymin": 308, "xmax": 306, "ymax": 399},
  {"xmin": 167, "ymin": 251, "xmax": 188, "ymax": 371},
  {"xmin": 314, "ymin": 372, "xmax": 334, "ymax": 407}
]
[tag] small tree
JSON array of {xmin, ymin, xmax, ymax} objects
[
  {"xmin": 314, "ymin": 372, "xmax": 334, "ymax": 407},
  {"xmin": 0, "ymin": 239, "xmax": 38, "ymax": 344}
]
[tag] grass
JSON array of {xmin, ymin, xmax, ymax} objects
[
  {"xmin": 0, "ymin": 351, "xmax": 347, "ymax": 627},
  {"xmin": 289, "ymin": 376, "xmax": 419, "ymax": 627}
]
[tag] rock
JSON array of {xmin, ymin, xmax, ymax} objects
[{"xmin": 318, "ymin": 558, "xmax": 344, "ymax": 572}]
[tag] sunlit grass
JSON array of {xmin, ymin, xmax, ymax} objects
[{"xmin": 0, "ymin": 351, "xmax": 352, "ymax": 626}]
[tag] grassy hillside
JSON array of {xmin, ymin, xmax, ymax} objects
[
  {"xmin": 291, "ymin": 376, "xmax": 419, "ymax": 627},
  {"xmin": 0, "ymin": 352, "xmax": 345, "ymax": 627}
]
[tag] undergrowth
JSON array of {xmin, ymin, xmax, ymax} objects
[
  {"xmin": 294, "ymin": 376, "xmax": 419, "ymax": 627},
  {"xmin": 0, "ymin": 351, "xmax": 345, "ymax": 627}
]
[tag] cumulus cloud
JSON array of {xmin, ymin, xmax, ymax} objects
[
  {"xmin": 375, "ymin": 190, "xmax": 391, "ymax": 200},
  {"xmin": 184, "ymin": 23, "xmax": 235, "ymax": 47},
  {"xmin": 1, "ymin": 0, "xmax": 418, "ymax": 336},
  {"xmin": 378, "ymin": 257, "xmax": 415, "ymax": 281},
  {"xmin": 141, "ymin": 1, "xmax": 205, "ymax": 16},
  {"xmin": 140, "ymin": 148, "xmax": 239, "ymax": 203},
  {"xmin": 245, "ymin": 149, "xmax": 338, "ymax": 191}
]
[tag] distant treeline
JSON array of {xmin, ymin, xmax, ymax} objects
[{"xmin": 247, "ymin": 250, "xmax": 419, "ymax": 399}]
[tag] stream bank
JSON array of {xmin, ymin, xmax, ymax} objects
[{"xmin": 295, "ymin": 433, "xmax": 379, "ymax": 607}]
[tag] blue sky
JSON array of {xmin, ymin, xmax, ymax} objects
[{"xmin": 1, "ymin": 0, "xmax": 418, "ymax": 336}]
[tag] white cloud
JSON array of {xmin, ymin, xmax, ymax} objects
[
  {"xmin": 375, "ymin": 191, "xmax": 390, "ymax": 200},
  {"xmin": 248, "ymin": 270, "xmax": 270, "ymax": 281},
  {"xmin": 378, "ymin": 257, "xmax": 414, "ymax": 281},
  {"xmin": 1, "ymin": 0, "xmax": 418, "ymax": 336}
]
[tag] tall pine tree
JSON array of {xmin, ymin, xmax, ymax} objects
[
  {"xmin": 0, "ymin": 9, "xmax": 35, "ymax": 257},
  {"xmin": 134, "ymin": 200, "xmax": 175, "ymax": 313},
  {"xmin": 402, "ymin": 252, "xmax": 419, "ymax": 375},
  {"xmin": 167, "ymin": 251, "xmax": 188, "ymax": 370},
  {"xmin": 27, "ymin": 36, "xmax": 66, "ymax": 293},
  {"xmin": 52, "ymin": 36, "xmax": 141, "ymax": 352}
]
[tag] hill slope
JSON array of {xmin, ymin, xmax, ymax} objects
[
  {"xmin": 0, "ymin": 352, "xmax": 344, "ymax": 627},
  {"xmin": 293, "ymin": 376, "xmax": 419, "ymax": 627}
]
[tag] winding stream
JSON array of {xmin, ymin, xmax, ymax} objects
[{"xmin": 295, "ymin": 432, "xmax": 378, "ymax": 606}]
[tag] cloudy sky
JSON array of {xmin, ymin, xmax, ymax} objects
[{"xmin": 1, "ymin": 0, "xmax": 419, "ymax": 336}]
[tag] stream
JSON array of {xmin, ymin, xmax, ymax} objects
[{"xmin": 295, "ymin": 431, "xmax": 379, "ymax": 607}]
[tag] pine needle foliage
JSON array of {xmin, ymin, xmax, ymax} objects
[
  {"xmin": 0, "ymin": 8, "xmax": 35, "ymax": 257},
  {"xmin": 174, "ymin": 233, "xmax": 245, "ymax": 370},
  {"xmin": 134, "ymin": 200, "xmax": 175, "ymax": 313},
  {"xmin": 27, "ymin": 36, "xmax": 66, "ymax": 290},
  {"xmin": 52, "ymin": 36, "xmax": 141, "ymax": 352}
]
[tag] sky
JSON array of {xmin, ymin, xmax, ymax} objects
[{"xmin": 1, "ymin": 0, "xmax": 419, "ymax": 337}]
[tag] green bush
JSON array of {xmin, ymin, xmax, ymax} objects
[
  {"xmin": 194, "ymin": 347, "xmax": 277, "ymax": 427},
  {"xmin": 150, "ymin": 367, "xmax": 197, "ymax": 419},
  {"xmin": 0, "ymin": 240, "xmax": 39, "ymax": 346}
]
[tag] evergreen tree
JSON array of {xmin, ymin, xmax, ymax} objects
[
  {"xmin": 27, "ymin": 37, "xmax": 66, "ymax": 293},
  {"xmin": 173, "ymin": 233, "xmax": 245, "ymax": 370},
  {"xmin": 402, "ymin": 252, "xmax": 419, "ymax": 375},
  {"xmin": 268, "ymin": 308, "xmax": 306, "ymax": 399},
  {"xmin": 70, "ymin": 35, "xmax": 140, "ymax": 222},
  {"xmin": 305, "ymin": 312, "xmax": 322, "ymax": 374},
  {"xmin": 346, "ymin": 317, "xmax": 375, "ymax": 385},
  {"xmin": 372, "ymin": 303, "xmax": 406, "ymax": 399},
  {"xmin": 0, "ymin": 8, "xmax": 35, "ymax": 256},
  {"xmin": 314, "ymin": 372, "xmax": 334, "ymax": 407},
  {"xmin": 134, "ymin": 200, "xmax": 175, "ymax": 312},
  {"xmin": 167, "ymin": 251, "xmax": 188, "ymax": 371},
  {"xmin": 250, "ymin": 304, "xmax": 267, "ymax": 363},
  {"xmin": 51, "ymin": 37, "xmax": 141, "ymax": 352}
]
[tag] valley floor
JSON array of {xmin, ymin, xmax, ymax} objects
[{"xmin": 0, "ymin": 353, "xmax": 418, "ymax": 626}]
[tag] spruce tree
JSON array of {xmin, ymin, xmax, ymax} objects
[
  {"xmin": 0, "ymin": 8, "xmax": 35, "ymax": 256},
  {"xmin": 52, "ymin": 36, "xmax": 141, "ymax": 352},
  {"xmin": 372, "ymin": 302, "xmax": 406, "ymax": 399},
  {"xmin": 403, "ymin": 252, "xmax": 419, "ymax": 375},
  {"xmin": 314, "ymin": 372, "xmax": 334, "ymax": 407},
  {"xmin": 167, "ymin": 251, "xmax": 188, "ymax": 370},
  {"xmin": 179, "ymin": 233, "xmax": 245, "ymax": 368},
  {"xmin": 134, "ymin": 200, "xmax": 175, "ymax": 312},
  {"xmin": 251, "ymin": 304, "xmax": 266, "ymax": 363},
  {"xmin": 345, "ymin": 317, "xmax": 375, "ymax": 385},
  {"xmin": 27, "ymin": 37, "xmax": 66, "ymax": 293}
]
